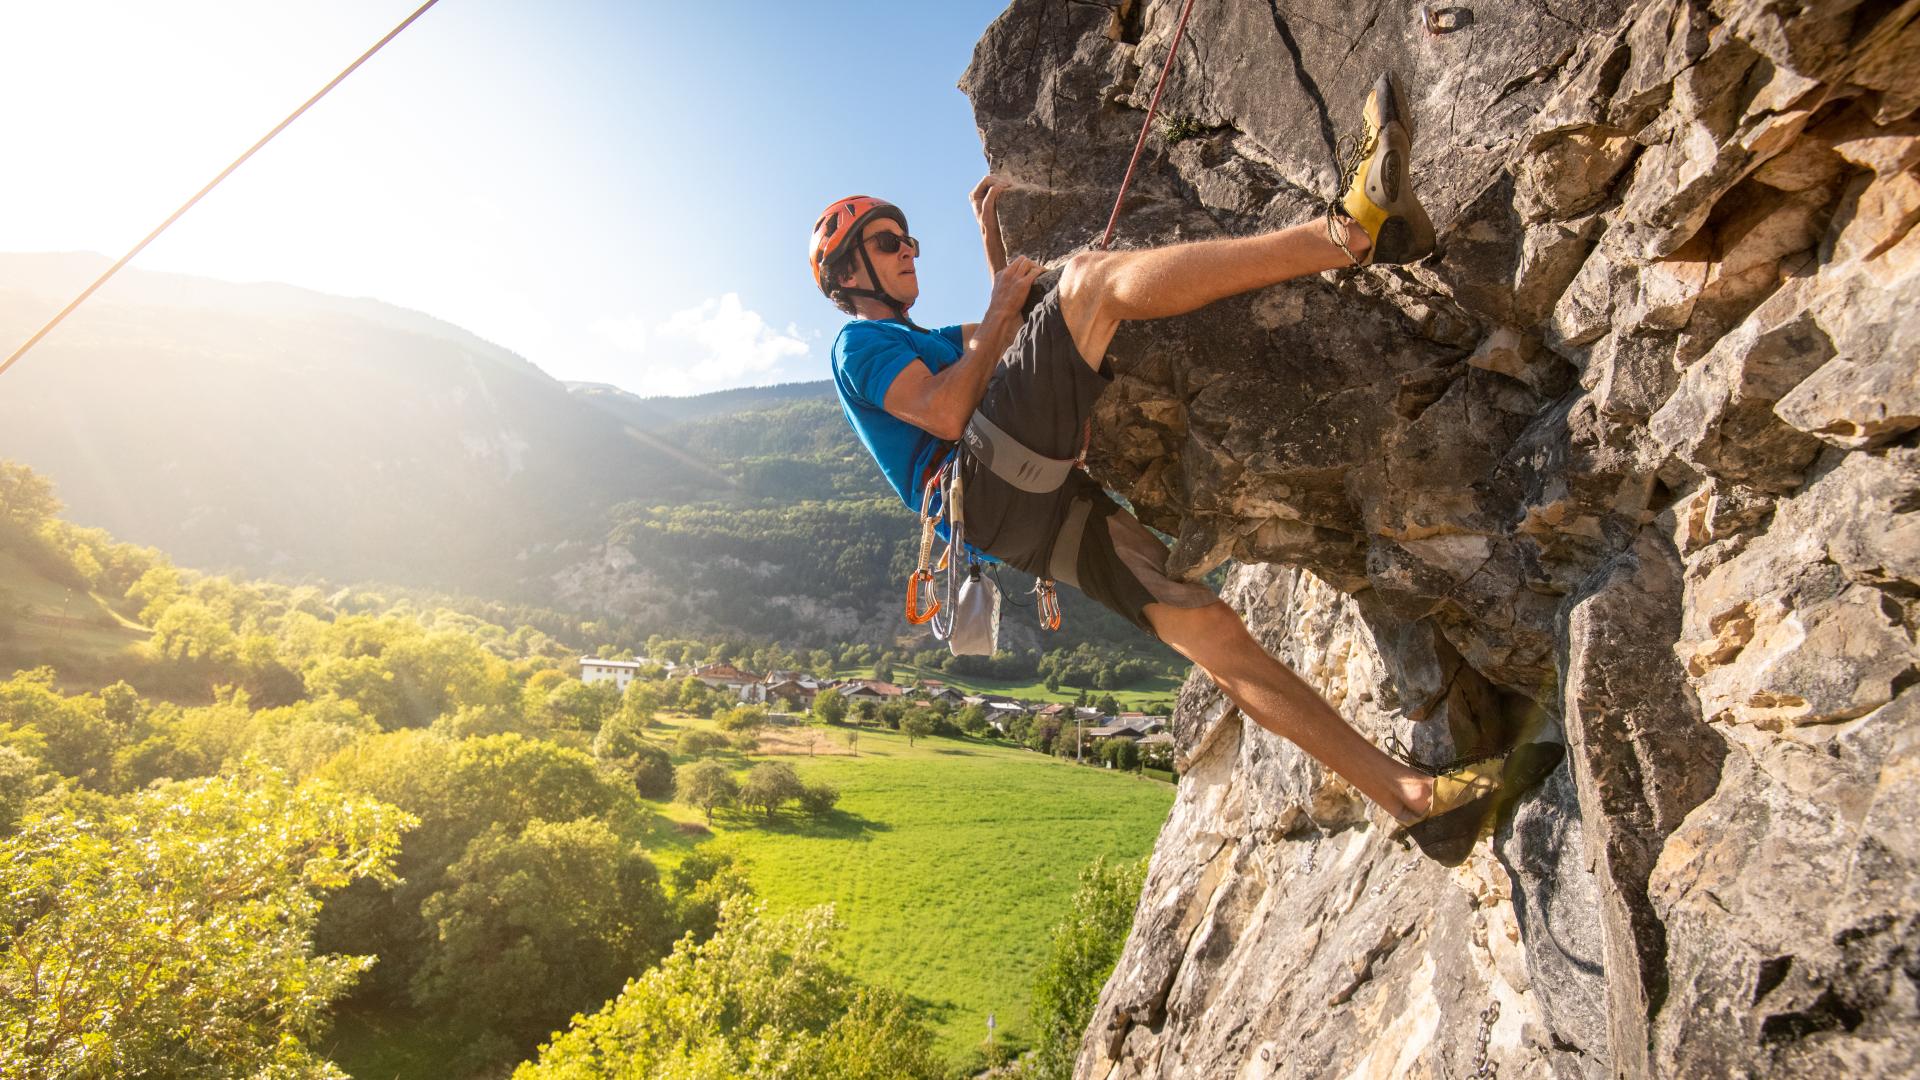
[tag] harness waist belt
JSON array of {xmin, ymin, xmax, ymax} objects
[{"xmin": 962, "ymin": 411, "xmax": 1076, "ymax": 494}]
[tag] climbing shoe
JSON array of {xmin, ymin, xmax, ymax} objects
[
  {"xmin": 1395, "ymin": 741, "xmax": 1566, "ymax": 866},
  {"xmin": 1328, "ymin": 73, "xmax": 1435, "ymax": 266}
]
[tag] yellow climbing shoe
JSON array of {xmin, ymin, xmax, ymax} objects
[
  {"xmin": 1328, "ymin": 73, "xmax": 1435, "ymax": 266},
  {"xmin": 1395, "ymin": 741, "xmax": 1566, "ymax": 865}
]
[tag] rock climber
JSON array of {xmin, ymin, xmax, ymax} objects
[{"xmin": 810, "ymin": 76, "xmax": 1561, "ymax": 855}]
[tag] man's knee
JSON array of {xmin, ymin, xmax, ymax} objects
[{"xmin": 1057, "ymin": 251, "xmax": 1120, "ymax": 366}]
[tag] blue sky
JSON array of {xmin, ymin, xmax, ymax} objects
[{"xmin": 0, "ymin": 0, "xmax": 1009, "ymax": 395}]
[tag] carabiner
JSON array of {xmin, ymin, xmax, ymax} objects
[{"xmin": 905, "ymin": 568, "xmax": 942, "ymax": 624}]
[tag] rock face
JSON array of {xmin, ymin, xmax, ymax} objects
[{"xmin": 960, "ymin": 0, "xmax": 1918, "ymax": 1075}]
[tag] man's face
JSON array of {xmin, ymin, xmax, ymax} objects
[{"xmin": 840, "ymin": 219, "xmax": 919, "ymax": 309}]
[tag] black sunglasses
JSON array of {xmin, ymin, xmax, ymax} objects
[{"xmin": 864, "ymin": 231, "xmax": 920, "ymax": 256}]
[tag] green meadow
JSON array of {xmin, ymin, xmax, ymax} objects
[{"xmin": 638, "ymin": 717, "xmax": 1174, "ymax": 1063}]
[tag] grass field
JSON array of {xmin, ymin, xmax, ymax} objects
[
  {"xmin": 636, "ymin": 716, "xmax": 1174, "ymax": 1066},
  {"xmin": 0, "ymin": 548, "xmax": 150, "ymax": 687}
]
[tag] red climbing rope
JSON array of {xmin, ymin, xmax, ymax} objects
[
  {"xmin": 1098, "ymin": 0, "xmax": 1202, "ymax": 251},
  {"xmin": 0, "ymin": 0, "xmax": 446, "ymax": 380}
]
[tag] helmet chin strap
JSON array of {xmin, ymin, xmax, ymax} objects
[{"xmin": 842, "ymin": 236, "xmax": 927, "ymax": 332}]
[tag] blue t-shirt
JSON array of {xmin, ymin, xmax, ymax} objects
[{"xmin": 832, "ymin": 318, "xmax": 966, "ymax": 509}]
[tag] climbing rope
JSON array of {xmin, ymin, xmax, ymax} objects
[
  {"xmin": 1097, "ymin": 0, "xmax": 1202, "ymax": 252},
  {"xmin": 0, "ymin": 0, "xmax": 446, "ymax": 380}
]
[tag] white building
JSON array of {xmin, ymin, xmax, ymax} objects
[{"xmin": 579, "ymin": 657, "xmax": 649, "ymax": 691}]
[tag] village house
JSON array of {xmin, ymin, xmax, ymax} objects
[
  {"xmin": 693, "ymin": 662, "xmax": 766, "ymax": 702},
  {"xmin": 578, "ymin": 657, "xmax": 648, "ymax": 691},
  {"xmin": 836, "ymin": 679, "xmax": 906, "ymax": 703}
]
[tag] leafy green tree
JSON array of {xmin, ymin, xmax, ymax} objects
[
  {"xmin": 595, "ymin": 705, "xmax": 674, "ymax": 796},
  {"xmin": 0, "ymin": 667, "xmax": 118, "ymax": 789},
  {"xmin": 0, "ymin": 745, "xmax": 50, "ymax": 834},
  {"xmin": 900, "ymin": 712, "xmax": 934, "ymax": 747},
  {"xmin": 957, "ymin": 703, "xmax": 991, "ymax": 737},
  {"xmin": 718, "ymin": 704, "xmax": 769, "ymax": 732},
  {"xmin": 811, "ymin": 687, "xmax": 847, "ymax": 725},
  {"xmin": 677, "ymin": 759, "xmax": 740, "ymax": 825},
  {"xmin": 318, "ymin": 733, "xmax": 627, "ymax": 997},
  {"xmin": 676, "ymin": 728, "xmax": 730, "ymax": 756},
  {"xmin": 740, "ymin": 761, "xmax": 803, "ymax": 821},
  {"xmin": 1027, "ymin": 857, "xmax": 1149, "ymax": 1080},
  {"xmin": 543, "ymin": 679, "xmax": 620, "ymax": 731},
  {"xmin": 667, "ymin": 846, "xmax": 755, "ymax": 944},
  {"xmin": 411, "ymin": 818, "xmax": 672, "ymax": 1064},
  {"xmin": 151, "ymin": 597, "xmax": 237, "ymax": 665},
  {"xmin": 1097, "ymin": 693, "xmax": 1121, "ymax": 717},
  {"xmin": 0, "ymin": 767, "xmax": 413, "ymax": 1080},
  {"xmin": 0, "ymin": 460, "xmax": 59, "ymax": 531},
  {"xmin": 514, "ymin": 901, "xmax": 945, "ymax": 1080},
  {"xmin": 841, "ymin": 725, "xmax": 860, "ymax": 756}
]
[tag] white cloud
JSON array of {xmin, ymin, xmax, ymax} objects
[{"xmin": 608, "ymin": 293, "xmax": 811, "ymax": 396}]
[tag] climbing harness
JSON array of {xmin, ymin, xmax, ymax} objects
[{"xmin": 0, "ymin": 0, "xmax": 445, "ymax": 379}]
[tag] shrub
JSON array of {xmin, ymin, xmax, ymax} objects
[
  {"xmin": 798, "ymin": 781, "xmax": 840, "ymax": 819},
  {"xmin": 1027, "ymin": 857, "xmax": 1149, "ymax": 1080},
  {"xmin": 676, "ymin": 729, "xmax": 729, "ymax": 756}
]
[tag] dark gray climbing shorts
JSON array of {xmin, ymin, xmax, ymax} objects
[{"xmin": 958, "ymin": 287, "xmax": 1218, "ymax": 637}]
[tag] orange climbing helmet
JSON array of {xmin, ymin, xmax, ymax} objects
[{"xmin": 808, "ymin": 195, "xmax": 908, "ymax": 296}]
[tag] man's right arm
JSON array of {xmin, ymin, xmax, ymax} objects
[{"xmin": 881, "ymin": 256, "xmax": 1043, "ymax": 440}]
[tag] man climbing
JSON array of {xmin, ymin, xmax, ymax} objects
[{"xmin": 810, "ymin": 77, "xmax": 1559, "ymax": 856}]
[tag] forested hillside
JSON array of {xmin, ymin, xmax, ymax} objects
[{"xmin": 0, "ymin": 255, "xmax": 1159, "ymax": 665}]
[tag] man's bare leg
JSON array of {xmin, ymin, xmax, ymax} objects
[
  {"xmin": 1056, "ymin": 218, "xmax": 1371, "ymax": 366},
  {"xmin": 1145, "ymin": 598, "xmax": 1433, "ymax": 823}
]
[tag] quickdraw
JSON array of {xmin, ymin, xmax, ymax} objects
[
  {"xmin": 1035, "ymin": 579, "xmax": 1062, "ymax": 631},
  {"xmin": 905, "ymin": 465, "xmax": 950, "ymax": 625}
]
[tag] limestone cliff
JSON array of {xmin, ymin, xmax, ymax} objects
[{"xmin": 960, "ymin": 0, "xmax": 1918, "ymax": 1075}]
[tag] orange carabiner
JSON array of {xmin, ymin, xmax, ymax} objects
[
  {"xmin": 905, "ymin": 568, "xmax": 941, "ymax": 624},
  {"xmin": 1036, "ymin": 579, "xmax": 1062, "ymax": 631}
]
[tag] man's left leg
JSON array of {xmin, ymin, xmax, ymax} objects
[{"xmin": 1144, "ymin": 597, "xmax": 1434, "ymax": 823}]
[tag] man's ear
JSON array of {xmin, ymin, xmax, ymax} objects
[{"xmin": 835, "ymin": 262, "xmax": 863, "ymax": 290}]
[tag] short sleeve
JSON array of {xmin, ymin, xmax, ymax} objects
[
  {"xmin": 834, "ymin": 323, "xmax": 923, "ymax": 410},
  {"xmin": 938, "ymin": 324, "xmax": 964, "ymax": 350}
]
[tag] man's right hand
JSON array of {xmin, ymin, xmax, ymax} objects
[{"xmin": 988, "ymin": 256, "xmax": 1044, "ymax": 325}]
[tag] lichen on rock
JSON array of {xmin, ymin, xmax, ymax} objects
[{"xmin": 961, "ymin": 0, "xmax": 1919, "ymax": 1075}]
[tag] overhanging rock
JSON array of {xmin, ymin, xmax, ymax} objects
[{"xmin": 961, "ymin": 0, "xmax": 1920, "ymax": 1075}]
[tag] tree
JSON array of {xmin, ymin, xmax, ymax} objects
[
  {"xmin": 514, "ymin": 902, "xmax": 945, "ymax": 1080},
  {"xmin": 900, "ymin": 712, "xmax": 933, "ymax": 747},
  {"xmin": 412, "ymin": 818, "xmax": 672, "ymax": 1066},
  {"xmin": 740, "ymin": 761, "xmax": 803, "ymax": 821},
  {"xmin": 1027, "ymin": 857, "xmax": 1149, "ymax": 1080},
  {"xmin": 841, "ymin": 726, "xmax": 860, "ymax": 756},
  {"xmin": 619, "ymin": 679, "xmax": 664, "ymax": 727},
  {"xmin": 676, "ymin": 729, "xmax": 730, "ymax": 756},
  {"xmin": 0, "ymin": 461, "xmax": 60, "ymax": 536},
  {"xmin": 717, "ymin": 704, "xmax": 768, "ymax": 732},
  {"xmin": 676, "ymin": 760, "xmax": 739, "ymax": 824},
  {"xmin": 667, "ymin": 847, "xmax": 755, "ymax": 944},
  {"xmin": 811, "ymin": 688, "xmax": 847, "ymax": 725},
  {"xmin": 798, "ymin": 781, "xmax": 840, "ymax": 819},
  {"xmin": 957, "ymin": 703, "xmax": 991, "ymax": 737},
  {"xmin": 1097, "ymin": 693, "xmax": 1121, "ymax": 717},
  {"xmin": 0, "ymin": 768, "xmax": 413, "ymax": 1080},
  {"xmin": 595, "ymin": 708, "xmax": 675, "ymax": 798}
]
